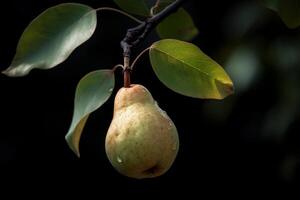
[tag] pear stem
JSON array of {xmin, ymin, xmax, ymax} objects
[{"xmin": 123, "ymin": 56, "xmax": 131, "ymax": 88}]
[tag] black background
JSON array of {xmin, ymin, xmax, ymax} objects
[{"xmin": 0, "ymin": 0, "xmax": 300, "ymax": 196}]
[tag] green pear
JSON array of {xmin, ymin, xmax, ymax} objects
[{"xmin": 105, "ymin": 84, "xmax": 179, "ymax": 179}]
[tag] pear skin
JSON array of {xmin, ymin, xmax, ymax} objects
[{"xmin": 105, "ymin": 84, "xmax": 179, "ymax": 179}]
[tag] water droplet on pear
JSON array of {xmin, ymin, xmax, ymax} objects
[{"xmin": 117, "ymin": 156, "xmax": 123, "ymax": 163}]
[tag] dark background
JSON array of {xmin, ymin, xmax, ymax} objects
[{"xmin": 0, "ymin": 0, "xmax": 300, "ymax": 195}]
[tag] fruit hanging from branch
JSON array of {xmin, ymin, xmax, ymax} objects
[{"xmin": 106, "ymin": 84, "xmax": 179, "ymax": 179}]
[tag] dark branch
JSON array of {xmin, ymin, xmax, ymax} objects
[
  {"xmin": 120, "ymin": 0, "xmax": 186, "ymax": 87},
  {"xmin": 121, "ymin": 0, "xmax": 186, "ymax": 58}
]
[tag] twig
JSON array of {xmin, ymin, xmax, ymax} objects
[{"xmin": 120, "ymin": 0, "xmax": 186, "ymax": 87}]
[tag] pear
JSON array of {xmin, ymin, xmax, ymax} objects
[{"xmin": 105, "ymin": 84, "xmax": 179, "ymax": 179}]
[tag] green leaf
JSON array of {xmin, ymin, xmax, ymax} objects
[
  {"xmin": 113, "ymin": 0, "xmax": 150, "ymax": 16},
  {"xmin": 156, "ymin": 8, "xmax": 198, "ymax": 41},
  {"xmin": 149, "ymin": 39, "xmax": 234, "ymax": 99},
  {"xmin": 2, "ymin": 3, "xmax": 97, "ymax": 77},
  {"xmin": 65, "ymin": 70, "xmax": 115, "ymax": 157},
  {"xmin": 262, "ymin": 0, "xmax": 300, "ymax": 28}
]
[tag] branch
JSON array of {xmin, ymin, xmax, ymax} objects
[{"xmin": 120, "ymin": 0, "xmax": 186, "ymax": 87}]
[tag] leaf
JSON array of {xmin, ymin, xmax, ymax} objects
[
  {"xmin": 113, "ymin": 0, "xmax": 150, "ymax": 16},
  {"xmin": 156, "ymin": 8, "xmax": 198, "ymax": 41},
  {"xmin": 2, "ymin": 3, "xmax": 97, "ymax": 77},
  {"xmin": 262, "ymin": 0, "xmax": 300, "ymax": 28},
  {"xmin": 149, "ymin": 39, "xmax": 234, "ymax": 99},
  {"xmin": 65, "ymin": 70, "xmax": 115, "ymax": 157}
]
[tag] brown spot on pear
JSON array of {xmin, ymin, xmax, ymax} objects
[{"xmin": 105, "ymin": 84, "xmax": 179, "ymax": 179}]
